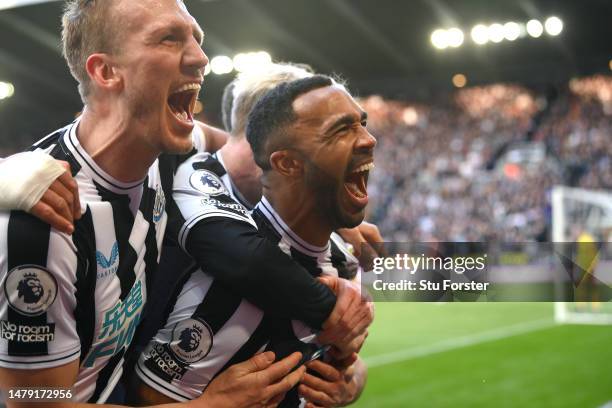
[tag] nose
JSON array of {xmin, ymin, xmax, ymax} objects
[
  {"xmin": 184, "ymin": 36, "xmax": 209, "ymax": 79},
  {"xmin": 356, "ymin": 128, "xmax": 377, "ymax": 152}
]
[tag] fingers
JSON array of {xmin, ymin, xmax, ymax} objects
[
  {"xmin": 56, "ymin": 162, "xmax": 81, "ymax": 220},
  {"xmin": 49, "ymin": 176, "xmax": 75, "ymax": 221},
  {"xmin": 358, "ymin": 221, "xmax": 383, "ymax": 246},
  {"xmin": 262, "ymin": 363, "xmax": 306, "ymax": 402},
  {"xmin": 357, "ymin": 222, "xmax": 389, "ymax": 257},
  {"xmin": 305, "ymin": 360, "xmax": 342, "ymax": 382},
  {"xmin": 319, "ymin": 278, "xmax": 372, "ymax": 346},
  {"xmin": 31, "ymin": 191, "xmax": 74, "ymax": 234},
  {"xmin": 260, "ymin": 352, "xmax": 302, "ymax": 384},
  {"xmin": 328, "ymin": 352, "xmax": 358, "ymax": 370},
  {"xmin": 317, "ymin": 275, "xmax": 337, "ymax": 293},
  {"xmin": 300, "ymin": 373, "xmax": 334, "ymax": 393},
  {"xmin": 319, "ymin": 279, "xmax": 353, "ymax": 343},
  {"xmin": 336, "ymin": 284, "xmax": 372, "ymax": 344},
  {"xmin": 298, "ymin": 383, "xmax": 334, "ymax": 407},
  {"xmin": 265, "ymin": 392, "xmax": 286, "ymax": 407},
  {"xmin": 341, "ymin": 301, "xmax": 373, "ymax": 344},
  {"xmin": 243, "ymin": 351, "xmax": 276, "ymax": 373}
]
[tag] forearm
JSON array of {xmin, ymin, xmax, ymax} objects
[
  {"xmin": 342, "ymin": 357, "xmax": 367, "ymax": 406},
  {"xmin": 186, "ymin": 219, "xmax": 336, "ymax": 328}
]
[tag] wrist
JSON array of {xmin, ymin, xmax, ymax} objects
[{"xmin": 194, "ymin": 389, "xmax": 220, "ymax": 408}]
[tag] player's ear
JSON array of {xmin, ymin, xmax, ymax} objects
[
  {"xmin": 269, "ymin": 150, "xmax": 303, "ymax": 177},
  {"xmin": 86, "ymin": 53, "xmax": 122, "ymax": 93}
]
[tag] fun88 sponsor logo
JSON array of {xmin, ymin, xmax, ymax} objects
[{"xmin": 82, "ymin": 280, "xmax": 144, "ymax": 367}]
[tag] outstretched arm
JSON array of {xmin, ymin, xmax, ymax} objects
[{"xmin": 132, "ymin": 352, "xmax": 306, "ymax": 408}]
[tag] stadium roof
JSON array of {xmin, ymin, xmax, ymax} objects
[{"xmin": 0, "ymin": 0, "xmax": 611, "ymax": 136}]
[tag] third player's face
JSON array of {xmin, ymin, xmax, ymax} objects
[
  {"xmin": 111, "ymin": 0, "xmax": 208, "ymax": 154},
  {"xmin": 290, "ymin": 85, "xmax": 377, "ymax": 229}
]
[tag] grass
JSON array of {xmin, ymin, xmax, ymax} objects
[{"xmin": 353, "ymin": 303, "xmax": 612, "ymax": 408}]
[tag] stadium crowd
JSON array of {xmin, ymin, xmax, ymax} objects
[
  {"xmin": 2, "ymin": 76, "xmax": 610, "ymax": 243},
  {"xmin": 363, "ymin": 75, "xmax": 612, "ymax": 242}
]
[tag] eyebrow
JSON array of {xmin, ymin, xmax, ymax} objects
[
  {"xmin": 147, "ymin": 19, "xmax": 204, "ymax": 45},
  {"xmin": 325, "ymin": 110, "xmax": 368, "ymax": 133}
]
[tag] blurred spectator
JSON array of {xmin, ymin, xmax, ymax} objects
[
  {"xmin": 362, "ymin": 77, "xmax": 610, "ymax": 242},
  {"xmin": 2, "ymin": 76, "xmax": 610, "ymax": 242}
]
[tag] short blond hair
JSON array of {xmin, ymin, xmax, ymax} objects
[
  {"xmin": 61, "ymin": 0, "xmax": 119, "ymax": 103},
  {"xmin": 226, "ymin": 63, "xmax": 314, "ymax": 136}
]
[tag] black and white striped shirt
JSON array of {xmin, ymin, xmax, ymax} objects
[
  {"xmin": 135, "ymin": 153, "xmax": 360, "ymax": 403},
  {"xmin": 0, "ymin": 119, "xmax": 170, "ymax": 402}
]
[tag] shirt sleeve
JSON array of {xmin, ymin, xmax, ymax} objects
[
  {"xmin": 166, "ymin": 151, "xmax": 257, "ymax": 250},
  {"xmin": 135, "ymin": 270, "xmax": 265, "ymax": 401},
  {"xmin": 0, "ymin": 211, "xmax": 80, "ymax": 369},
  {"xmin": 165, "ymin": 153, "xmax": 336, "ymax": 329},
  {"xmin": 186, "ymin": 218, "xmax": 336, "ymax": 329}
]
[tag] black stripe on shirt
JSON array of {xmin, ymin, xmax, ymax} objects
[
  {"xmin": 89, "ymin": 349, "xmax": 125, "ymax": 403},
  {"xmin": 73, "ymin": 209, "xmax": 98, "ymax": 364},
  {"xmin": 289, "ymin": 247, "xmax": 322, "ymax": 278},
  {"xmin": 28, "ymin": 127, "xmax": 67, "ymax": 151},
  {"xmin": 330, "ymin": 240, "xmax": 357, "ymax": 280},
  {"xmin": 6, "ymin": 211, "xmax": 52, "ymax": 356},
  {"xmin": 54, "ymin": 133, "xmax": 83, "ymax": 177},
  {"xmin": 138, "ymin": 185, "xmax": 161, "ymax": 301},
  {"xmin": 192, "ymin": 281, "xmax": 242, "ymax": 334}
]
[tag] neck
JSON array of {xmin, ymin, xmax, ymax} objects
[
  {"xmin": 77, "ymin": 105, "xmax": 158, "ymax": 183},
  {"xmin": 263, "ymin": 178, "xmax": 332, "ymax": 247},
  {"xmin": 220, "ymin": 136, "xmax": 263, "ymax": 205}
]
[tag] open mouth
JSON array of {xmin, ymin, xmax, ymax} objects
[
  {"xmin": 168, "ymin": 83, "xmax": 200, "ymax": 125},
  {"xmin": 344, "ymin": 161, "xmax": 375, "ymax": 207}
]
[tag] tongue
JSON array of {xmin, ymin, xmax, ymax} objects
[
  {"xmin": 168, "ymin": 92, "xmax": 192, "ymax": 120},
  {"xmin": 345, "ymin": 172, "xmax": 368, "ymax": 198},
  {"xmin": 357, "ymin": 172, "xmax": 367, "ymax": 195}
]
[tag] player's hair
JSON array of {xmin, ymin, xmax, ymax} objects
[
  {"xmin": 221, "ymin": 80, "xmax": 236, "ymax": 132},
  {"xmin": 222, "ymin": 62, "xmax": 314, "ymax": 136},
  {"xmin": 246, "ymin": 75, "xmax": 334, "ymax": 170},
  {"xmin": 62, "ymin": 0, "xmax": 121, "ymax": 103}
]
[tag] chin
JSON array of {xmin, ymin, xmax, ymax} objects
[
  {"xmin": 162, "ymin": 132, "xmax": 194, "ymax": 154},
  {"xmin": 335, "ymin": 208, "xmax": 366, "ymax": 230},
  {"xmin": 345, "ymin": 214, "xmax": 365, "ymax": 229}
]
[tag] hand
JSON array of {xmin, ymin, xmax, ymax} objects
[
  {"xmin": 337, "ymin": 221, "xmax": 385, "ymax": 271},
  {"xmin": 29, "ymin": 161, "xmax": 81, "ymax": 234},
  {"xmin": 327, "ymin": 331, "xmax": 368, "ymax": 362},
  {"xmin": 198, "ymin": 351, "xmax": 306, "ymax": 408},
  {"xmin": 298, "ymin": 360, "xmax": 360, "ymax": 407},
  {"xmin": 317, "ymin": 276, "xmax": 374, "ymax": 359}
]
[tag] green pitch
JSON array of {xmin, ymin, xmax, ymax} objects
[{"xmin": 354, "ymin": 303, "xmax": 612, "ymax": 408}]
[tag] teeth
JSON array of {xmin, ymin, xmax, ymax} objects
[
  {"xmin": 352, "ymin": 162, "xmax": 375, "ymax": 174},
  {"xmin": 172, "ymin": 83, "xmax": 201, "ymax": 94}
]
